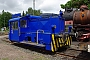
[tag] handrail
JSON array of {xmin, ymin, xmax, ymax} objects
[{"xmin": 36, "ymin": 29, "xmax": 44, "ymax": 44}]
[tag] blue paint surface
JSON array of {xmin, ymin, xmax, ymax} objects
[{"xmin": 9, "ymin": 13, "xmax": 65, "ymax": 51}]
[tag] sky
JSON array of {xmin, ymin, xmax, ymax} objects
[{"xmin": 0, "ymin": 0, "xmax": 69, "ymax": 14}]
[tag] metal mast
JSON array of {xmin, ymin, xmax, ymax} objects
[{"xmin": 33, "ymin": 0, "xmax": 35, "ymax": 15}]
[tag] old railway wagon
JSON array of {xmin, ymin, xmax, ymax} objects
[{"xmin": 9, "ymin": 13, "xmax": 72, "ymax": 52}]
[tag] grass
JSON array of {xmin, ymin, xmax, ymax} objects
[
  {"xmin": 34, "ymin": 56, "xmax": 50, "ymax": 60},
  {"xmin": 1, "ymin": 58, "xmax": 9, "ymax": 60}
]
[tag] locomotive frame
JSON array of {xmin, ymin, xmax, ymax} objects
[{"xmin": 9, "ymin": 13, "xmax": 72, "ymax": 52}]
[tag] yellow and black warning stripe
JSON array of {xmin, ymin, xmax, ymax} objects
[
  {"xmin": 64, "ymin": 36, "xmax": 72, "ymax": 46},
  {"xmin": 68, "ymin": 36, "xmax": 70, "ymax": 46},
  {"xmin": 63, "ymin": 37, "xmax": 67, "ymax": 46},
  {"xmin": 54, "ymin": 37, "xmax": 58, "ymax": 51},
  {"xmin": 65, "ymin": 36, "xmax": 69, "ymax": 46},
  {"xmin": 70, "ymin": 36, "xmax": 72, "ymax": 45},
  {"xmin": 59, "ymin": 38, "xmax": 62, "ymax": 47},
  {"xmin": 67, "ymin": 36, "xmax": 70, "ymax": 46},
  {"xmin": 56, "ymin": 38, "xmax": 59, "ymax": 48},
  {"xmin": 51, "ymin": 34, "xmax": 57, "ymax": 52},
  {"xmin": 51, "ymin": 34, "xmax": 72, "ymax": 52},
  {"xmin": 62, "ymin": 36, "xmax": 72, "ymax": 46},
  {"xmin": 67, "ymin": 36, "xmax": 72, "ymax": 46},
  {"xmin": 51, "ymin": 34, "xmax": 62, "ymax": 52},
  {"xmin": 60, "ymin": 38, "xmax": 64, "ymax": 47}
]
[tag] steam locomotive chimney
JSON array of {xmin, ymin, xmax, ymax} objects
[{"xmin": 80, "ymin": 5, "xmax": 88, "ymax": 11}]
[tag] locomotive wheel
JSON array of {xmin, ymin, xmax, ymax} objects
[{"xmin": 10, "ymin": 40, "xmax": 14, "ymax": 43}]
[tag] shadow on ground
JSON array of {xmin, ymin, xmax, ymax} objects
[
  {"xmin": 75, "ymin": 51, "xmax": 90, "ymax": 60},
  {"xmin": 11, "ymin": 43, "xmax": 67, "ymax": 55}
]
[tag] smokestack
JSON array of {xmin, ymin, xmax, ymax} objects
[{"xmin": 33, "ymin": 0, "xmax": 35, "ymax": 15}]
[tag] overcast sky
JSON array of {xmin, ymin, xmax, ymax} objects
[{"xmin": 0, "ymin": 0, "xmax": 69, "ymax": 14}]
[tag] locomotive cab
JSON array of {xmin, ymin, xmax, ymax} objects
[{"xmin": 9, "ymin": 16, "xmax": 28, "ymax": 42}]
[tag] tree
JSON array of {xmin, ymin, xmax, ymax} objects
[
  {"xmin": 0, "ymin": 7, "xmax": 42, "ymax": 28},
  {"xmin": 25, "ymin": 7, "xmax": 42, "ymax": 16},
  {"xmin": 34, "ymin": 10, "xmax": 42, "ymax": 16},
  {"xmin": 22, "ymin": 11, "xmax": 25, "ymax": 16},
  {"xmin": 0, "ymin": 10, "xmax": 11, "ymax": 28},
  {"xmin": 60, "ymin": 0, "xmax": 90, "ymax": 9},
  {"xmin": 28, "ymin": 8, "xmax": 33, "ymax": 15}
]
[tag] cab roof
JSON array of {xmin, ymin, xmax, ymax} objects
[{"xmin": 9, "ymin": 17, "xmax": 21, "ymax": 22}]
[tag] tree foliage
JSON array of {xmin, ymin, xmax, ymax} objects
[
  {"xmin": 60, "ymin": 0, "xmax": 90, "ymax": 9},
  {"xmin": 23, "ymin": 7, "xmax": 42, "ymax": 16},
  {"xmin": 22, "ymin": 11, "xmax": 25, "ymax": 16},
  {"xmin": 0, "ymin": 10, "xmax": 12, "ymax": 28},
  {"xmin": 0, "ymin": 7, "xmax": 42, "ymax": 29}
]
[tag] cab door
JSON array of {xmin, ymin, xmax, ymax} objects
[{"xmin": 9, "ymin": 21, "xmax": 19, "ymax": 42}]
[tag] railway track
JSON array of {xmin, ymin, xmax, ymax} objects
[
  {"xmin": 1, "ymin": 35, "xmax": 90, "ymax": 60},
  {"xmin": 55, "ymin": 48, "xmax": 90, "ymax": 60}
]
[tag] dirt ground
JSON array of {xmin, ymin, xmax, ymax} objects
[
  {"xmin": 0, "ymin": 35, "xmax": 50, "ymax": 60},
  {"xmin": 0, "ymin": 35, "xmax": 90, "ymax": 60}
]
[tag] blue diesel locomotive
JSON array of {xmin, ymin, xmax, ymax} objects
[{"xmin": 9, "ymin": 12, "xmax": 72, "ymax": 52}]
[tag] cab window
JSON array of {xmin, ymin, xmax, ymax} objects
[
  {"xmin": 10, "ymin": 21, "xmax": 18, "ymax": 30},
  {"xmin": 20, "ymin": 20, "xmax": 27, "ymax": 28}
]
